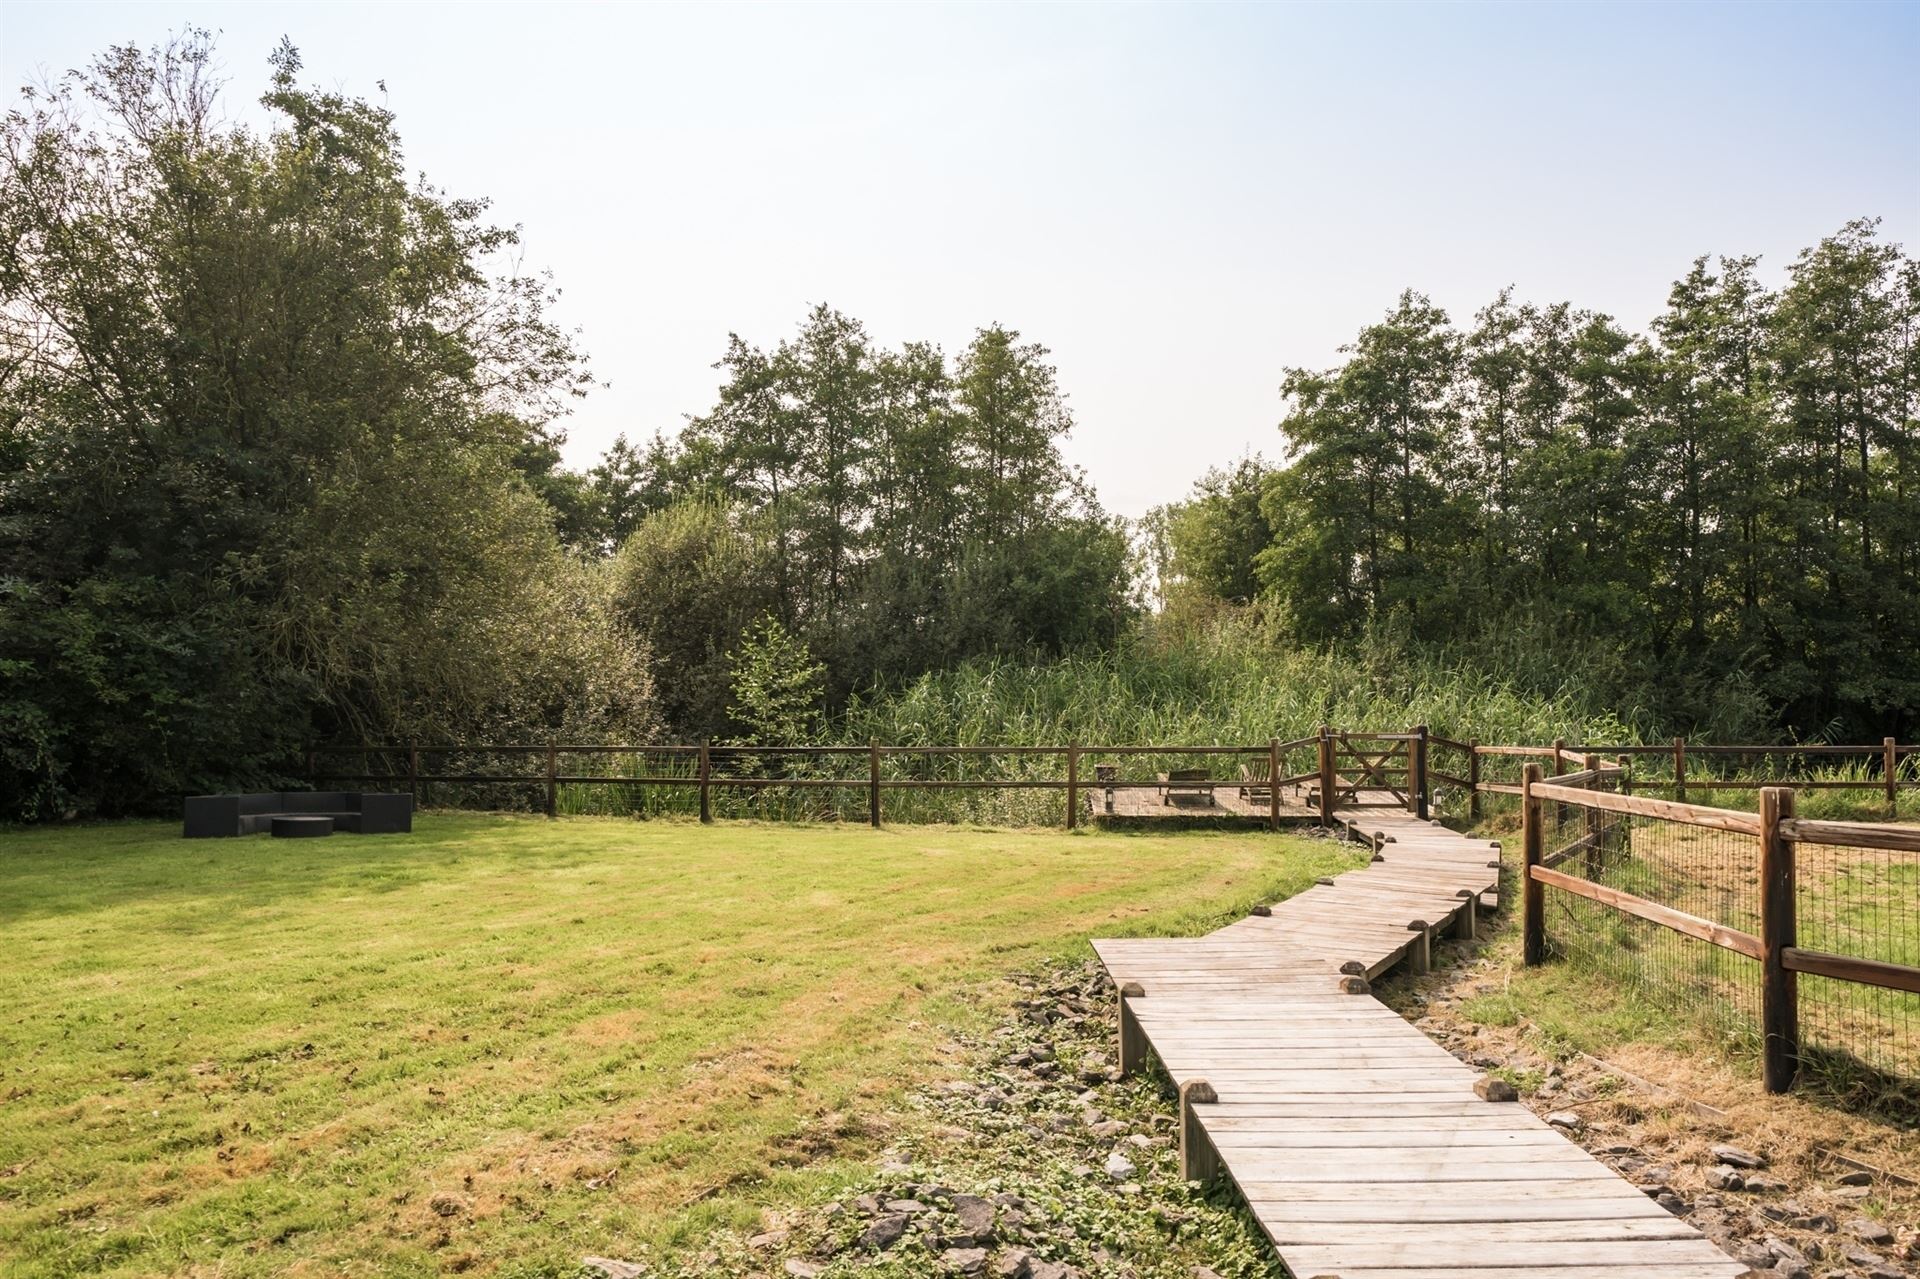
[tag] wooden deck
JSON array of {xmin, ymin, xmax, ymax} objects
[
  {"xmin": 1092, "ymin": 806, "xmax": 1745, "ymax": 1279},
  {"xmin": 1087, "ymin": 779, "xmax": 1332, "ymax": 822}
]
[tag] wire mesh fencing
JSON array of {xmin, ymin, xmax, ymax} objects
[
  {"xmin": 1793, "ymin": 833, "xmax": 1920, "ymax": 1104},
  {"xmin": 1535, "ymin": 779, "xmax": 1765, "ymax": 1058},
  {"xmin": 1527, "ymin": 766, "xmax": 1919, "ymax": 1109}
]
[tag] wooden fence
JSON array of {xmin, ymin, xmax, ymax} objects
[
  {"xmin": 309, "ymin": 729, "xmax": 1914, "ymax": 828},
  {"xmin": 1465, "ymin": 738, "xmax": 1915, "ymax": 812},
  {"xmin": 310, "ymin": 739, "xmax": 1328, "ymax": 830},
  {"xmin": 1518, "ymin": 760, "xmax": 1920, "ymax": 1093}
]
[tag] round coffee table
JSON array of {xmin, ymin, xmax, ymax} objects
[{"xmin": 270, "ymin": 815, "xmax": 335, "ymax": 838}]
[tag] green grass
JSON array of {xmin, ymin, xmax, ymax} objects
[{"xmin": 0, "ymin": 814, "xmax": 1360, "ymax": 1279}]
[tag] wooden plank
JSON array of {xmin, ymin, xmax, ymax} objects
[
  {"xmin": 1778, "ymin": 816, "xmax": 1920, "ymax": 852},
  {"xmin": 1279, "ymin": 1239, "xmax": 1737, "ymax": 1269},
  {"xmin": 1530, "ymin": 782, "xmax": 1760, "ymax": 835},
  {"xmin": 1328, "ymin": 1268, "xmax": 1742, "ymax": 1279},
  {"xmin": 1236, "ymin": 1177, "xmax": 1649, "ymax": 1200},
  {"xmin": 1782, "ymin": 946, "xmax": 1920, "ymax": 995},
  {"xmin": 1262, "ymin": 1218, "xmax": 1700, "ymax": 1242},
  {"xmin": 1528, "ymin": 865, "xmax": 1764, "ymax": 961},
  {"xmin": 1244, "ymin": 1198, "xmax": 1681, "ymax": 1221}
]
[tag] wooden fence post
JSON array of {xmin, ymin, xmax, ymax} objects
[
  {"xmin": 1581, "ymin": 753, "xmax": 1600, "ymax": 875},
  {"xmin": 1616, "ymin": 754, "xmax": 1632, "ymax": 861},
  {"xmin": 698, "ymin": 739, "xmax": 712, "ymax": 824},
  {"xmin": 1759, "ymin": 785, "xmax": 1798, "ymax": 1093},
  {"xmin": 407, "ymin": 741, "xmax": 419, "ymax": 803},
  {"xmin": 1467, "ymin": 741, "xmax": 1481, "ymax": 823},
  {"xmin": 1886, "ymin": 737, "xmax": 1898, "ymax": 814},
  {"xmin": 869, "ymin": 741, "xmax": 881, "ymax": 828},
  {"xmin": 545, "ymin": 741, "xmax": 558, "ymax": 819},
  {"xmin": 1117, "ymin": 981, "xmax": 1146, "ymax": 1075},
  {"xmin": 1065, "ymin": 744, "xmax": 1079, "ymax": 831},
  {"xmin": 1549, "ymin": 737, "xmax": 1566, "ymax": 828},
  {"xmin": 1522, "ymin": 763, "xmax": 1544, "ymax": 966},
  {"xmin": 1317, "ymin": 724, "xmax": 1335, "ymax": 827},
  {"xmin": 1673, "ymin": 736, "xmax": 1687, "ymax": 802},
  {"xmin": 1268, "ymin": 738, "xmax": 1281, "ymax": 832},
  {"xmin": 1412, "ymin": 724, "xmax": 1430, "ymax": 821}
]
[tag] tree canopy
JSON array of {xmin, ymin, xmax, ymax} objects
[
  {"xmin": 0, "ymin": 34, "xmax": 655, "ymax": 818},
  {"xmin": 1156, "ymin": 221, "xmax": 1920, "ymax": 740}
]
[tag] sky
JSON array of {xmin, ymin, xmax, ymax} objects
[{"xmin": 4, "ymin": 1, "xmax": 1917, "ymax": 518}]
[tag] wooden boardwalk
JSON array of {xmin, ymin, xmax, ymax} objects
[{"xmin": 1092, "ymin": 805, "xmax": 1745, "ymax": 1279}]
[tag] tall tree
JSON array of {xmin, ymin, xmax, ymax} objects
[{"xmin": 0, "ymin": 34, "xmax": 654, "ymax": 817}]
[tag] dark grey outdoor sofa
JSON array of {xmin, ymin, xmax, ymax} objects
[{"xmin": 183, "ymin": 792, "xmax": 413, "ymax": 838}]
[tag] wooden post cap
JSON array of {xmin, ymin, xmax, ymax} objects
[
  {"xmin": 1455, "ymin": 888, "xmax": 1475, "ymax": 898},
  {"xmin": 1486, "ymin": 858, "xmax": 1501, "ymax": 868},
  {"xmin": 1119, "ymin": 981, "xmax": 1144, "ymax": 998},
  {"xmin": 1249, "ymin": 903, "xmax": 1272, "ymax": 917},
  {"xmin": 1338, "ymin": 960, "xmax": 1366, "ymax": 975},
  {"xmin": 1489, "ymin": 840, "xmax": 1502, "ymax": 850},
  {"xmin": 1371, "ymin": 852, "xmax": 1385, "ymax": 862},
  {"xmin": 1474, "ymin": 1075, "xmax": 1518, "ymax": 1102},
  {"xmin": 1336, "ymin": 975, "xmax": 1371, "ymax": 995},
  {"xmin": 1180, "ymin": 1078, "xmax": 1218, "ymax": 1105},
  {"xmin": 1406, "ymin": 919, "xmax": 1428, "ymax": 931},
  {"xmin": 1315, "ymin": 876, "xmax": 1336, "ymax": 886}
]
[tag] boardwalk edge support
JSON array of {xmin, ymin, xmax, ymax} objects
[
  {"xmin": 1117, "ymin": 981, "xmax": 1147, "ymax": 1077},
  {"xmin": 1178, "ymin": 1079, "xmax": 1220, "ymax": 1182}
]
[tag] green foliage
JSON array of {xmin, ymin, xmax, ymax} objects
[
  {"xmin": 1146, "ymin": 457, "xmax": 1274, "ymax": 606},
  {"xmin": 607, "ymin": 500, "xmax": 778, "ymax": 737},
  {"xmin": 0, "ymin": 34, "xmax": 655, "ymax": 818},
  {"xmin": 726, "ymin": 615, "xmax": 826, "ymax": 746},
  {"xmin": 1158, "ymin": 222, "xmax": 1920, "ymax": 740},
  {"xmin": 659, "ymin": 308, "xmax": 1135, "ymax": 715}
]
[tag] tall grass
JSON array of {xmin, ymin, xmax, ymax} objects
[
  {"xmin": 837, "ymin": 614, "xmax": 1636, "ymax": 750},
  {"xmin": 524, "ymin": 613, "xmax": 1909, "ymax": 825},
  {"xmin": 547, "ymin": 614, "xmax": 1642, "ymax": 824}
]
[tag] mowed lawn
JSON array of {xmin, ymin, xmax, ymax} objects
[{"xmin": 0, "ymin": 814, "xmax": 1356, "ymax": 1278}]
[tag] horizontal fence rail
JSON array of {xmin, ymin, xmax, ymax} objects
[{"xmin": 1519, "ymin": 760, "xmax": 1920, "ymax": 1099}]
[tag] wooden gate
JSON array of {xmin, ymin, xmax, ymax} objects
[{"xmin": 1331, "ymin": 731, "xmax": 1413, "ymax": 806}]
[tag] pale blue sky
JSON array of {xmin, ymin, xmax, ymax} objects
[{"xmin": 5, "ymin": 1, "xmax": 1917, "ymax": 516}]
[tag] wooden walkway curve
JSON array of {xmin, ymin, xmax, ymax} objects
[{"xmin": 1092, "ymin": 803, "xmax": 1746, "ymax": 1279}]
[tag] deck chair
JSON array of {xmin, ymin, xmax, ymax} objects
[
  {"xmin": 1158, "ymin": 768, "xmax": 1216, "ymax": 806},
  {"xmin": 1238, "ymin": 758, "xmax": 1273, "ymax": 803}
]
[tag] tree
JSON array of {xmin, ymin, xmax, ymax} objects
[
  {"xmin": 606, "ymin": 500, "xmax": 777, "ymax": 737},
  {"xmin": 1262, "ymin": 292, "xmax": 1465, "ymax": 634},
  {"xmin": 586, "ymin": 431, "xmax": 684, "ymax": 550},
  {"xmin": 953, "ymin": 324, "xmax": 1078, "ymax": 547},
  {"xmin": 1156, "ymin": 457, "xmax": 1275, "ymax": 606},
  {"xmin": 727, "ymin": 614, "xmax": 826, "ymax": 746},
  {"xmin": 0, "ymin": 33, "xmax": 654, "ymax": 817},
  {"xmin": 1769, "ymin": 218, "xmax": 1918, "ymax": 729}
]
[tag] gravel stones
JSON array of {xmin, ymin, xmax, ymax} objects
[
  {"xmin": 1710, "ymin": 1143, "xmax": 1767, "ymax": 1170},
  {"xmin": 857, "ymin": 1214, "xmax": 909, "ymax": 1250}
]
